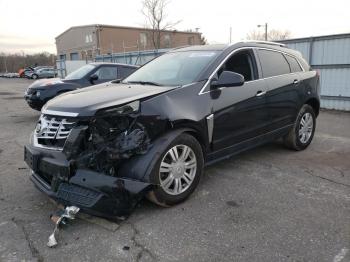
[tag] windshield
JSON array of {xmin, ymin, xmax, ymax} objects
[
  {"xmin": 124, "ymin": 51, "xmax": 219, "ymax": 86},
  {"xmin": 65, "ymin": 64, "xmax": 95, "ymax": 80}
]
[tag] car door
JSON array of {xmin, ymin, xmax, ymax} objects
[
  {"xmin": 92, "ymin": 66, "xmax": 119, "ymax": 84},
  {"xmin": 210, "ymin": 49, "xmax": 270, "ymax": 151},
  {"xmin": 256, "ymin": 49, "xmax": 301, "ymax": 130}
]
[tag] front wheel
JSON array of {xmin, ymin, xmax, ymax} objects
[
  {"xmin": 31, "ymin": 74, "xmax": 38, "ymax": 79},
  {"xmin": 284, "ymin": 104, "xmax": 316, "ymax": 151},
  {"xmin": 147, "ymin": 133, "xmax": 204, "ymax": 207}
]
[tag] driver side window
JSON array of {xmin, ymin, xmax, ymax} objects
[
  {"xmin": 216, "ymin": 50, "xmax": 257, "ymax": 82},
  {"xmin": 95, "ymin": 66, "xmax": 118, "ymax": 80}
]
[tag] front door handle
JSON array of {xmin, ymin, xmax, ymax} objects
[
  {"xmin": 256, "ymin": 90, "xmax": 266, "ymax": 97},
  {"xmin": 293, "ymin": 79, "xmax": 300, "ymax": 85}
]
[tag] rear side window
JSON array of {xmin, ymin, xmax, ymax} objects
[
  {"xmin": 258, "ymin": 49, "xmax": 291, "ymax": 78},
  {"xmin": 285, "ymin": 55, "xmax": 303, "ymax": 73}
]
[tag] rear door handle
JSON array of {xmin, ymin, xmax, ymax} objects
[
  {"xmin": 293, "ymin": 79, "xmax": 300, "ymax": 85},
  {"xmin": 256, "ymin": 90, "xmax": 266, "ymax": 97}
]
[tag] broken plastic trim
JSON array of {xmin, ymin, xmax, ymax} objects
[{"xmin": 47, "ymin": 206, "xmax": 80, "ymax": 248}]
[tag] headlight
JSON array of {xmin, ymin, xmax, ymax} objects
[
  {"xmin": 97, "ymin": 101, "xmax": 140, "ymax": 116},
  {"xmin": 36, "ymin": 91, "xmax": 41, "ymax": 97}
]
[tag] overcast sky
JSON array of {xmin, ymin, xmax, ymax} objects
[{"xmin": 0, "ymin": 0, "xmax": 349, "ymax": 54}]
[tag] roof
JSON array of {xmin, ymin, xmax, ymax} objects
[
  {"xmin": 170, "ymin": 44, "xmax": 228, "ymax": 52},
  {"xmin": 56, "ymin": 24, "xmax": 202, "ymax": 39}
]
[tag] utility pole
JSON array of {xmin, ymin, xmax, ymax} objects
[
  {"xmin": 4, "ymin": 56, "xmax": 7, "ymax": 73},
  {"xmin": 257, "ymin": 23, "xmax": 268, "ymax": 41},
  {"xmin": 229, "ymin": 27, "xmax": 232, "ymax": 44}
]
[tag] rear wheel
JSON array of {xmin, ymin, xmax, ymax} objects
[
  {"xmin": 284, "ymin": 104, "xmax": 316, "ymax": 150},
  {"xmin": 147, "ymin": 133, "xmax": 204, "ymax": 207}
]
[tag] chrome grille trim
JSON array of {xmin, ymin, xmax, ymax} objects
[
  {"xmin": 34, "ymin": 114, "xmax": 76, "ymax": 150},
  {"xmin": 36, "ymin": 115, "xmax": 75, "ymax": 140}
]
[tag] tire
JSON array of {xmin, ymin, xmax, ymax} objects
[
  {"xmin": 147, "ymin": 133, "xmax": 204, "ymax": 207},
  {"xmin": 32, "ymin": 74, "xmax": 38, "ymax": 79},
  {"xmin": 284, "ymin": 104, "xmax": 316, "ymax": 151}
]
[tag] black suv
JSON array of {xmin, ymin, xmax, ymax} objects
[
  {"xmin": 24, "ymin": 42, "xmax": 320, "ymax": 218},
  {"xmin": 24, "ymin": 63, "xmax": 138, "ymax": 110}
]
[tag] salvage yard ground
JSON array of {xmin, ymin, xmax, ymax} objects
[{"xmin": 0, "ymin": 78, "xmax": 349, "ymax": 262}]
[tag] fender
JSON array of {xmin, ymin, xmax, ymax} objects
[{"xmin": 118, "ymin": 128, "xmax": 195, "ymax": 183}]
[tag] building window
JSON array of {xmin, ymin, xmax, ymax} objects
[
  {"xmin": 85, "ymin": 34, "xmax": 93, "ymax": 43},
  {"xmin": 70, "ymin": 52, "xmax": 79, "ymax": 60},
  {"xmin": 164, "ymin": 34, "xmax": 171, "ymax": 48},
  {"xmin": 140, "ymin": 33, "xmax": 147, "ymax": 48},
  {"xmin": 59, "ymin": 54, "xmax": 66, "ymax": 60}
]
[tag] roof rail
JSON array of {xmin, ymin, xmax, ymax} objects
[{"xmin": 241, "ymin": 40, "xmax": 286, "ymax": 47}]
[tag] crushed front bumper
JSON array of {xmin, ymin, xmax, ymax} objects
[{"xmin": 24, "ymin": 145, "xmax": 152, "ymax": 218}]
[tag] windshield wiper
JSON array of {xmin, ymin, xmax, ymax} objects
[{"xmin": 126, "ymin": 81, "xmax": 163, "ymax": 86}]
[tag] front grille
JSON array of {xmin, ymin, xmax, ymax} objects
[
  {"xmin": 57, "ymin": 183, "xmax": 101, "ymax": 207},
  {"xmin": 35, "ymin": 114, "xmax": 76, "ymax": 149}
]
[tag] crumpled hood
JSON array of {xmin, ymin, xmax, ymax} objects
[
  {"xmin": 43, "ymin": 82, "xmax": 177, "ymax": 117},
  {"xmin": 28, "ymin": 78, "xmax": 78, "ymax": 90}
]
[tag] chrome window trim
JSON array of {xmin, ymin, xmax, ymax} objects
[
  {"xmin": 198, "ymin": 46, "xmax": 306, "ymax": 96},
  {"xmin": 42, "ymin": 109, "xmax": 79, "ymax": 117},
  {"xmin": 283, "ymin": 53, "xmax": 305, "ymax": 73}
]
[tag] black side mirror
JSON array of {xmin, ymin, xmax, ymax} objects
[
  {"xmin": 90, "ymin": 74, "xmax": 98, "ymax": 83},
  {"xmin": 211, "ymin": 71, "xmax": 244, "ymax": 89}
]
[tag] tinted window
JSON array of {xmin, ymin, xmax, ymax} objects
[
  {"xmin": 119, "ymin": 66, "xmax": 136, "ymax": 78},
  {"xmin": 285, "ymin": 55, "xmax": 303, "ymax": 73},
  {"xmin": 258, "ymin": 50, "xmax": 291, "ymax": 78},
  {"xmin": 95, "ymin": 66, "xmax": 118, "ymax": 80}
]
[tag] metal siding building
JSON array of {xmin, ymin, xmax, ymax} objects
[{"xmin": 280, "ymin": 34, "xmax": 350, "ymax": 111}]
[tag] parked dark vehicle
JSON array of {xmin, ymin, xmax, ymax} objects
[
  {"xmin": 24, "ymin": 63, "xmax": 138, "ymax": 110},
  {"xmin": 24, "ymin": 42, "xmax": 320, "ymax": 218}
]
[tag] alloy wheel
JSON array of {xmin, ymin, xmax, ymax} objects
[
  {"xmin": 159, "ymin": 144, "xmax": 197, "ymax": 195},
  {"xmin": 299, "ymin": 112, "xmax": 313, "ymax": 143}
]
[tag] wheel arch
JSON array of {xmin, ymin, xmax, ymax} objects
[
  {"xmin": 117, "ymin": 127, "xmax": 206, "ymax": 183},
  {"xmin": 305, "ymin": 97, "xmax": 320, "ymax": 117}
]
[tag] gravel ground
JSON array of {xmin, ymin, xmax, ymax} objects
[{"xmin": 0, "ymin": 78, "xmax": 349, "ymax": 262}]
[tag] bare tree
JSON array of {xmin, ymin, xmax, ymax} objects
[
  {"xmin": 200, "ymin": 35, "xmax": 208, "ymax": 45},
  {"xmin": 141, "ymin": 0, "xmax": 181, "ymax": 50},
  {"xmin": 0, "ymin": 52, "xmax": 55, "ymax": 73},
  {"xmin": 246, "ymin": 29, "xmax": 291, "ymax": 41}
]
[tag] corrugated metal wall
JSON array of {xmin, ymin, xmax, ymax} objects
[{"xmin": 280, "ymin": 34, "xmax": 350, "ymax": 111}]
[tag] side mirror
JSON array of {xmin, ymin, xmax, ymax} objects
[
  {"xmin": 211, "ymin": 71, "xmax": 244, "ymax": 89},
  {"xmin": 90, "ymin": 74, "xmax": 98, "ymax": 83}
]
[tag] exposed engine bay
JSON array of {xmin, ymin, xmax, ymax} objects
[{"xmin": 64, "ymin": 113, "xmax": 150, "ymax": 178}]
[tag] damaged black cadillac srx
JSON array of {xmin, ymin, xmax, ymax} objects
[{"xmin": 24, "ymin": 41, "xmax": 320, "ymax": 218}]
